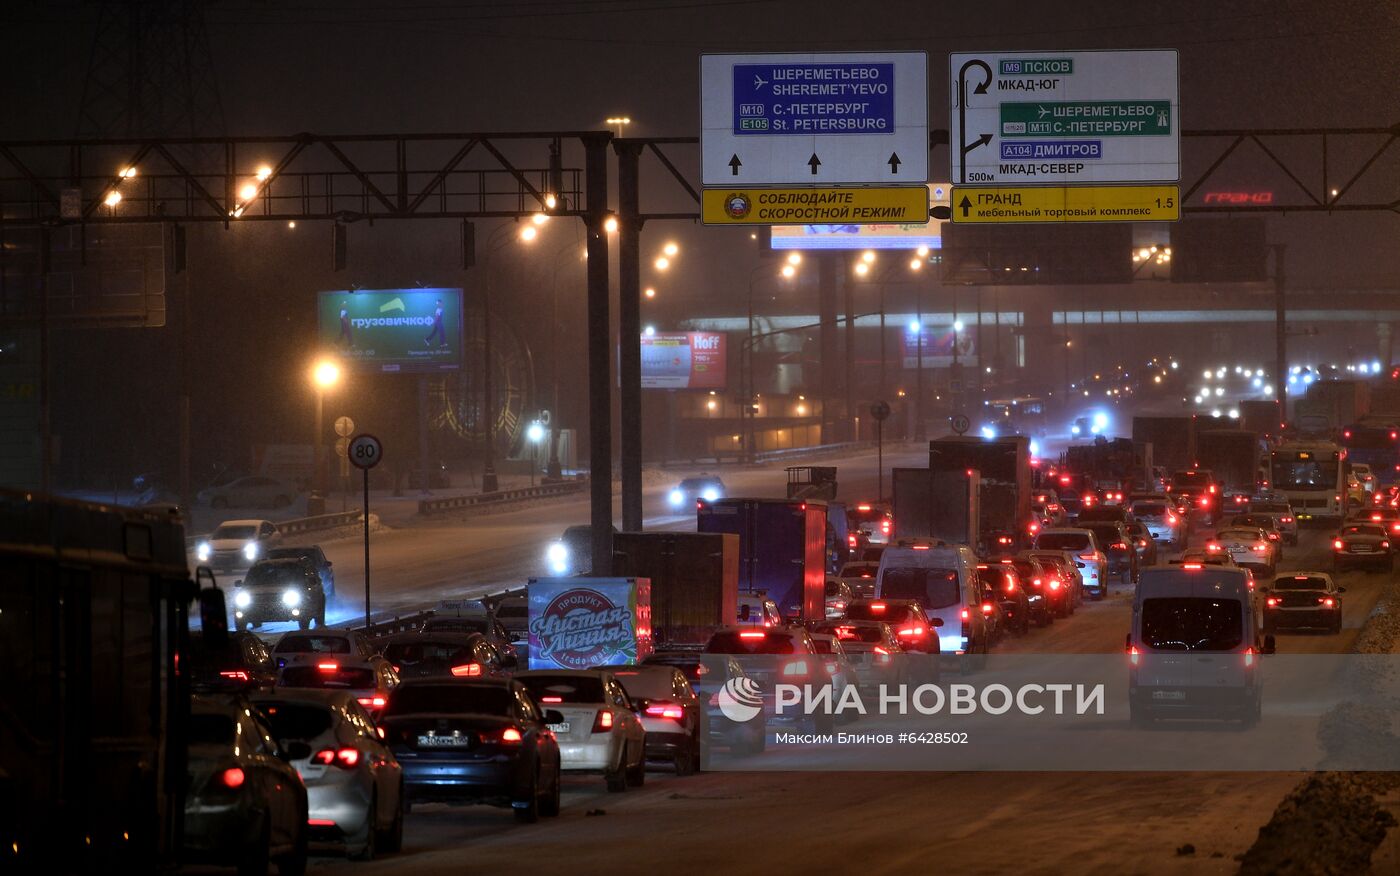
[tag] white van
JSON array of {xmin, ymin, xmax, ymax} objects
[
  {"xmin": 1127, "ymin": 564, "xmax": 1275, "ymax": 727},
  {"xmin": 874, "ymin": 543, "xmax": 985, "ymax": 655}
]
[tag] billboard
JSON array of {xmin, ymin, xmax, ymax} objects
[
  {"xmin": 769, "ymin": 183, "xmax": 949, "ymax": 250},
  {"xmin": 317, "ymin": 288, "xmax": 462, "ymax": 373},
  {"xmin": 641, "ymin": 332, "xmax": 727, "ymax": 389},
  {"xmin": 900, "ymin": 324, "xmax": 977, "ymax": 368},
  {"xmin": 527, "ymin": 577, "xmax": 653, "ymax": 670}
]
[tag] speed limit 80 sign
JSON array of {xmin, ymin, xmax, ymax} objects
[{"xmin": 348, "ymin": 434, "xmax": 383, "ymax": 470}]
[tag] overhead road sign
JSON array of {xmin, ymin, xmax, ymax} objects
[
  {"xmin": 950, "ymin": 184, "xmax": 1180, "ymax": 223},
  {"xmin": 949, "ymin": 50, "xmax": 1179, "ymax": 185},
  {"xmin": 703, "ymin": 186, "xmax": 929, "ymax": 226},
  {"xmin": 769, "ymin": 182, "xmax": 948, "ymax": 250},
  {"xmin": 701, "ymin": 52, "xmax": 929, "ymax": 186}
]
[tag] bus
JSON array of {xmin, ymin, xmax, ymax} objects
[
  {"xmin": 987, "ymin": 396, "xmax": 1049, "ymax": 440},
  {"xmin": 1340, "ymin": 422, "xmax": 1400, "ymax": 487},
  {"xmin": 1269, "ymin": 442, "xmax": 1348, "ymax": 522},
  {"xmin": 1, "ymin": 490, "xmax": 224, "ymax": 873}
]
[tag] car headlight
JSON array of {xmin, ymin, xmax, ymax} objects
[
  {"xmin": 196, "ymin": 542, "xmax": 211, "ymax": 562},
  {"xmin": 233, "ymin": 589, "xmax": 252, "ymax": 609},
  {"xmin": 546, "ymin": 542, "xmax": 569, "ymax": 573},
  {"xmin": 702, "ymin": 489, "xmax": 720, "ymax": 502},
  {"xmin": 282, "ymin": 589, "xmax": 301, "ymax": 608},
  {"xmin": 243, "ymin": 542, "xmax": 259, "ymax": 561},
  {"xmin": 668, "ymin": 489, "xmax": 684, "ymax": 506}
]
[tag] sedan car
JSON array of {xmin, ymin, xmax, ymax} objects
[
  {"xmin": 1130, "ymin": 498, "xmax": 1184, "ymax": 548},
  {"xmin": 380, "ymin": 632, "xmax": 515, "ymax": 680},
  {"xmin": 381, "ymin": 679, "xmax": 563, "ymax": 821},
  {"xmin": 419, "ymin": 608, "xmax": 520, "ymax": 660},
  {"xmin": 702, "ymin": 625, "xmax": 840, "ymax": 731},
  {"xmin": 837, "ymin": 561, "xmax": 880, "ymax": 598},
  {"xmin": 1244, "ymin": 499, "xmax": 1298, "ymax": 545},
  {"xmin": 277, "ymin": 658, "xmax": 400, "ymax": 719},
  {"xmin": 514, "ymin": 670, "xmax": 647, "ymax": 792},
  {"xmin": 1263, "ymin": 572, "xmax": 1345, "ymax": 634},
  {"xmin": 976, "ymin": 563, "xmax": 1032, "ymax": 635},
  {"xmin": 1227, "ymin": 514, "xmax": 1286, "ymax": 558},
  {"xmin": 613, "ymin": 664, "xmax": 705, "ymax": 774},
  {"xmin": 253, "ymin": 690, "xmax": 403, "ymax": 859},
  {"xmin": 189, "ymin": 630, "xmax": 278, "ymax": 693},
  {"xmin": 231, "ymin": 558, "xmax": 327, "ymax": 630},
  {"xmin": 844, "ymin": 598, "xmax": 941, "ymax": 655},
  {"xmin": 824, "ymin": 578, "xmax": 855, "ymax": 619},
  {"xmin": 643, "ymin": 650, "xmax": 764, "ymax": 756},
  {"xmin": 1207, "ymin": 527, "xmax": 1279, "ymax": 574},
  {"xmin": 809, "ymin": 620, "xmax": 907, "ymax": 689},
  {"xmin": 1349, "ymin": 508, "xmax": 1400, "ymax": 548},
  {"xmin": 182, "ymin": 694, "xmax": 309, "ymax": 876},
  {"xmin": 198, "ymin": 475, "xmax": 299, "ymax": 509},
  {"xmin": 1333, "ymin": 523, "xmax": 1394, "ymax": 573},
  {"xmin": 266, "ymin": 544, "xmax": 335, "ymax": 599},
  {"xmin": 273, "ymin": 629, "xmax": 387, "ymax": 672},
  {"xmin": 196, "ymin": 519, "xmax": 281, "ymax": 573},
  {"xmin": 667, "ymin": 475, "xmax": 726, "ymax": 509}
]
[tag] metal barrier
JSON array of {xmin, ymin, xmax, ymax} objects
[
  {"xmin": 277, "ymin": 509, "xmax": 364, "ymax": 535},
  {"xmin": 417, "ymin": 479, "xmax": 587, "ymax": 515},
  {"xmin": 751, "ymin": 441, "xmax": 879, "ymax": 464}
]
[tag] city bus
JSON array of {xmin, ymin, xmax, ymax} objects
[
  {"xmin": 1, "ymin": 490, "xmax": 224, "ymax": 873},
  {"xmin": 1340, "ymin": 422, "xmax": 1400, "ymax": 487},
  {"xmin": 1269, "ymin": 442, "xmax": 1348, "ymax": 522}
]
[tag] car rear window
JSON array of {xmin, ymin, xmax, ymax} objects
[
  {"xmin": 383, "ymin": 641, "xmax": 475, "ymax": 666},
  {"xmin": 275, "ymin": 635, "xmax": 351, "ymax": 654},
  {"xmin": 1274, "ymin": 576, "xmax": 1329, "ymax": 590},
  {"xmin": 1141, "ymin": 598, "xmax": 1244, "ymax": 651},
  {"xmin": 840, "ymin": 563, "xmax": 878, "ymax": 578},
  {"xmin": 495, "ymin": 604, "xmax": 528, "ymax": 619},
  {"xmin": 1341, "ymin": 525, "xmax": 1385, "ymax": 537},
  {"xmin": 1083, "ymin": 525, "xmax": 1122, "ymax": 543},
  {"xmin": 421, "ymin": 618, "xmax": 490, "ymax": 635},
  {"xmin": 384, "ymin": 684, "xmax": 512, "ymax": 717},
  {"xmin": 255, "ymin": 702, "xmax": 333, "ymax": 741},
  {"xmin": 1036, "ymin": 533, "xmax": 1090, "ymax": 551},
  {"xmin": 1132, "ymin": 503, "xmax": 1167, "ymax": 516},
  {"xmin": 280, "ymin": 666, "xmax": 375, "ymax": 689},
  {"xmin": 845, "ymin": 603, "xmax": 916, "ymax": 624},
  {"xmin": 880, "ymin": 568, "xmax": 959, "ymax": 609},
  {"xmin": 213, "ymin": 524, "xmax": 257, "ymax": 539},
  {"xmin": 815, "ymin": 624, "xmax": 884, "ymax": 644},
  {"xmin": 705, "ymin": 631, "xmax": 798, "ymax": 655},
  {"xmin": 516, "ymin": 675, "xmax": 607, "ymax": 704},
  {"xmin": 613, "ymin": 668, "xmax": 679, "ymax": 700},
  {"xmin": 188, "ymin": 713, "xmax": 235, "ymax": 745}
]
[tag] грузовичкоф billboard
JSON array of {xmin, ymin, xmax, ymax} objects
[{"xmin": 318, "ymin": 288, "xmax": 463, "ymax": 372}]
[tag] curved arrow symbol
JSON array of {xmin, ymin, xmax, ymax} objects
[{"xmin": 957, "ymin": 58, "xmax": 994, "ymax": 184}]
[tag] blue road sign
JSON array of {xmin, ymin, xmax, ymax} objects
[{"xmin": 732, "ymin": 62, "xmax": 896, "ymax": 136}]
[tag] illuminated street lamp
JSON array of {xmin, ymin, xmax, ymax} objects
[
  {"xmin": 309, "ymin": 357, "xmax": 342, "ymax": 510},
  {"xmin": 605, "ymin": 116, "xmax": 632, "ymax": 138},
  {"xmin": 603, "ymin": 215, "xmax": 619, "ymax": 234},
  {"xmin": 663, "ymin": 241, "xmax": 679, "ymax": 257},
  {"xmin": 786, "ymin": 252, "xmax": 802, "ymax": 266}
]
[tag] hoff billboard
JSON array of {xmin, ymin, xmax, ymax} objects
[
  {"xmin": 318, "ymin": 288, "xmax": 462, "ymax": 373},
  {"xmin": 641, "ymin": 332, "xmax": 727, "ymax": 389}
]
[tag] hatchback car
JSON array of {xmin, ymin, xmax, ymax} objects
[
  {"xmin": 1033, "ymin": 528, "xmax": 1107, "ymax": 598},
  {"xmin": 382, "ymin": 679, "xmax": 563, "ymax": 822},
  {"xmin": 514, "ymin": 670, "xmax": 648, "ymax": 792},
  {"xmin": 196, "ymin": 519, "xmax": 282, "ymax": 572},
  {"xmin": 1244, "ymin": 499, "xmax": 1298, "ymax": 545},
  {"xmin": 266, "ymin": 544, "xmax": 336, "ymax": 599},
  {"xmin": 253, "ymin": 690, "xmax": 403, "ymax": 859},
  {"xmin": 276, "ymin": 655, "xmax": 400, "ymax": 718},
  {"xmin": 232, "ymin": 558, "xmax": 326, "ymax": 630},
  {"xmin": 643, "ymin": 650, "xmax": 765, "ymax": 757},
  {"xmin": 1227, "ymin": 514, "xmax": 1286, "ymax": 557},
  {"xmin": 837, "ymin": 561, "xmax": 881, "ymax": 598},
  {"xmin": 1130, "ymin": 498, "xmax": 1184, "ymax": 547},
  {"xmin": 1263, "ymin": 572, "xmax": 1345, "ymax": 634},
  {"xmin": 1333, "ymin": 523, "xmax": 1393, "ymax": 572},
  {"xmin": 381, "ymin": 632, "xmax": 516, "ymax": 680},
  {"xmin": 1208, "ymin": 527, "xmax": 1279, "ymax": 574},
  {"xmin": 668, "ymin": 475, "xmax": 726, "ymax": 508},
  {"xmin": 844, "ymin": 598, "xmax": 942, "ymax": 655},
  {"xmin": 613, "ymin": 664, "xmax": 705, "ymax": 774}
]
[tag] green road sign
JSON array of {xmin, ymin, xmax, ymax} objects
[{"xmin": 1000, "ymin": 101, "xmax": 1171, "ymax": 137}]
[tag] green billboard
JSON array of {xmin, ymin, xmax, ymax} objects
[{"xmin": 317, "ymin": 288, "xmax": 463, "ymax": 373}]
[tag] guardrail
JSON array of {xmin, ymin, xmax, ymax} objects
[
  {"xmin": 186, "ymin": 509, "xmax": 367, "ymax": 549},
  {"xmin": 751, "ymin": 440, "xmax": 879, "ymax": 464},
  {"xmin": 417, "ymin": 478, "xmax": 587, "ymax": 515}
]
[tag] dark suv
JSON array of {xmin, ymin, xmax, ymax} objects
[
  {"xmin": 232, "ymin": 558, "xmax": 327, "ymax": 630},
  {"xmin": 1079, "ymin": 521, "xmax": 1139, "ymax": 585}
]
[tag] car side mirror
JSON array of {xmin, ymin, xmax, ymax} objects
[
  {"xmin": 1337, "ymin": 586, "xmax": 1347, "ymax": 593},
  {"xmin": 544, "ymin": 709, "xmax": 565, "ymax": 725},
  {"xmin": 280, "ymin": 741, "xmax": 312, "ymax": 761},
  {"xmin": 929, "ymin": 617, "xmax": 944, "ymax": 628},
  {"xmin": 1262, "ymin": 634, "xmax": 1277, "ymax": 655}
]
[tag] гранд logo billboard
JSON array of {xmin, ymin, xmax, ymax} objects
[
  {"xmin": 717, "ymin": 676, "xmax": 764, "ymax": 723},
  {"xmin": 528, "ymin": 587, "xmax": 634, "ymax": 669}
]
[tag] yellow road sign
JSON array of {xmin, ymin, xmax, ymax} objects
[
  {"xmin": 702, "ymin": 186, "xmax": 930, "ymax": 226},
  {"xmin": 949, "ymin": 185, "xmax": 1180, "ymax": 223}
]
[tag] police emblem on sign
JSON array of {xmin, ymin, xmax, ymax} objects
[{"xmin": 724, "ymin": 193, "xmax": 752, "ymax": 219}]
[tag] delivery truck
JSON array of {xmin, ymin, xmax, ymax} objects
[
  {"xmin": 1194, "ymin": 428, "xmax": 1263, "ymax": 494},
  {"xmin": 611, "ymin": 531, "xmax": 738, "ymax": 645},
  {"xmin": 891, "ymin": 467, "xmax": 980, "ymax": 546},
  {"xmin": 929, "ymin": 435, "xmax": 1032, "ymax": 544},
  {"xmin": 696, "ymin": 498, "xmax": 826, "ymax": 623}
]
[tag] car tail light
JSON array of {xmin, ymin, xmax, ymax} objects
[
  {"xmin": 1208, "ymin": 484, "xmax": 1217, "ymax": 494},
  {"xmin": 981, "ymin": 602, "xmax": 994, "ymax": 614},
  {"xmin": 911, "ymin": 544, "xmax": 930, "ymax": 550},
  {"xmin": 881, "ymin": 520, "xmax": 891, "ymax": 534},
  {"xmin": 500, "ymin": 727, "xmax": 523, "ymax": 744},
  {"xmin": 1078, "ymin": 552, "xmax": 1097, "ymax": 561},
  {"xmin": 220, "ymin": 767, "xmax": 245, "ymax": 788},
  {"xmin": 1267, "ymin": 533, "xmax": 1279, "ymax": 541},
  {"xmin": 739, "ymin": 630, "xmax": 766, "ymax": 639},
  {"xmin": 848, "ymin": 533, "xmax": 858, "ymax": 547},
  {"xmin": 307, "ymin": 818, "xmax": 336, "ymax": 827},
  {"xmin": 1206, "ymin": 542, "xmax": 1222, "ymax": 552},
  {"xmin": 832, "ymin": 600, "xmax": 847, "ymax": 611},
  {"xmin": 592, "ymin": 709, "xmax": 614, "ymax": 732},
  {"xmin": 1282, "ymin": 517, "xmax": 1293, "ymax": 523},
  {"xmin": 645, "ymin": 702, "xmax": 686, "ymax": 720},
  {"xmin": 218, "ymin": 670, "xmax": 249, "ymax": 682},
  {"xmin": 1031, "ymin": 578, "xmax": 1043, "ymax": 589},
  {"xmin": 896, "ymin": 627, "xmax": 925, "ymax": 637},
  {"xmin": 1128, "ymin": 645, "xmax": 1140, "ymax": 666},
  {"xmin": 451, "ymin": 663, "xmax": 482, "ymax": 677},
  {"xmin": 1321, "ymin": 597, "xmax": 1336, "ymax": 608},
  {"xmin": 869, "ymin": 602, "xmax": 886, "ymax": 613},
  {"xmin": 1372, "ymin": 513, "xmax": 1383, "ymax": 521},
  {"xmin": 997, "ymin": 535, "xmax": 1013, "ymax": 545},
  {"xmin": 873, "ymin": 646, "xmax": 892, "ymax": 664},
  {"xmin": 857, "ymin": 504, "xmax": 872, "ymax": 512},
  {"xmin": 313, "ymin": 748, "xmax": 361, "ymax": 769},
  {"xmin": 1266, "ymin": 597, "xmax": 1280, "ymax": 607},
  {"xmin": 317, "ymin": 662, "xmax": 339, "ymax": 672},
  {"xmin": 541, "ymin": 695, "xmax": 563, "ymax": 703},
  {"xmin": 1199, "ymin": 496, "xmax": 1211, "ymax": 508},
  {"xmin": 1384, "ymin": 541, "xmax": 1391, "ymax": 549},
  {"xmin": 1253, "ymin": 544, "xmax": 1267, "ymax": 553},
  {"xmin": 1005, "ymin": 579, "xmax": 1017, "ymax": 593},
  {"xmin": 1244, "ymin": 647, "xmax": 1255, "ymax": 668},
  {"xmin": 1048, "ymin": 579, "xmax": 1061, "ymax": 591},
  {"xmin": 357, "ymin": 696, "xmax": 387, "ymax": 710},
  {"xmin": 960, "ymin": 608, "xmax": 970, "ymax": 621},
  {"xmin": 1334, "ymin": 539, "xmax": 1345, "ymax": 550},
  {"xmin": 1182, "ymin": 563, "xmax": 1203, "ymax": 570}
]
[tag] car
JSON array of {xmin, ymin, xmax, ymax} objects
[
  {"xmin": 196, "ymin": 519, "xmax": 282, "ymax": 572},
  {"xmin": 824, "ymin": 578, "xmax": 855, "ymax": 619},
  {"xmin": 810, "ymin": 620, "xmax": 908, "ymax": 689},
  {"xmin": 380, "ymin": 631, "xmax": 516, "ymax": 679},
  {"xmin": 545, "ymin": 524, "xmax": 618, "ymax": 575},
  {"xmin": 1130, "ymin": 498, "xmax": 1184, "ymax": 547},
  {"xmin": 273, "ymin": 629, "xmax": 386, "ymax": 669},
  {"xmin": 858, "ymin": 545, "xmax": 887, "ymax": 564},
  {"xmin": 976, "ymin": 563, "xmax": 1032, "ymax": 635},
  {"xmin": 1078, "ymin": 521, "xmax": 1138, "ymax": 585},
  {"xmin": 1207, "ymin": 527, "xmax": 1278, "ymax": 574},
  {"xmin": 1172, "ymin": 551, "xmax": 1238, "ymax": 569},
  {"xmin": 252, "ymin": 690, "xmax": 404, "ymax": 859},
  {"xmin": 1123, "ymin": 520, "xmax": 1159, "ymax": 568},
  {"xmin": 1128, "ymin": 565, "xmax": 1274, "ymax": 727},
  {"xmin": 514, "ymin": 670, "xmax": 648, "ymax": 792},
  {"xmin": 837, "ymin": 561, "xmax": 881, "ymax": 598},
  {"xmin": 189, "ymin": 630, "xmax": 278, "ymax": 693},
  {"xmin": 381, "ymin": 679, "xmax": 563, "ymax": 821},
  {"xmin": 874, "ymin": 543, "xmax": 985, "ymax": 656},
  {"xmin": 266, "ymin": 545, "xmax": 336, "ymax": 599},
  {"xmin": 847, "ymin": 501, "xmax": 894, "ymax": 545},
  {"xmin": 1348, "ymin": 507, "xmax": 1400, "ymax": 547},
  {"xmin": 702, "ymin": 625, "xmax": 840, "ymax": 731},
  {"xmin": 1057, "ymin": 494, "xmax": 1083, "ymax": 521},
  {"xmin": 1031, "ymin": 500, "xmax": 1067, "ymax": 529},
  {"xmin": 844, "ymin": 598, "xmax": 942, "ymax": 656},
  {"xmin": 1021, "ymin": 550, "xmax": 1085, "ymax": 611},
  {"xmin": 197, "ymin": 475, "xmax": 299, "ymax": 509},
  {"xmin": 231, "ymin": 558, "xmax": 327, "ymax": 630},
  {"xmin": 667, "ymin": 475, "xmax": 726, "ymax": 509},
  {"xmin": 1075, "ymin": 504, "xmax": 1130, "ymax": 526},
  {"xmin": 182, "ymin": 694, "xmax": 309, "ymax": 875},
  {"xmin": 998, "ymin": 556, "xmax": 1063, "ymax": 623},
  {"xmin": 277, "ymin": 656, "xmax": 400, "ymax": 719},
  {"xmin": 808, "ymin": 632, "xmax": 860, "ymax": 709},
  {"xmin": 643, "ymin": 650, "xmax": 765, "ymax": 756},
  {"xmin": 1033, "ymin": 528, "xmax": 1108, "ymax": 598},
  {"xmin": 737, "ymin": 592, "xmax": 783, "ymax": 627},
  {"xmin": 490, "ymin": 593, "xmax": 530, "ymax": 661},
  {"xmin": 1352, "ymin": 463, "xmax": 1377, "ymax": 494},
  {"xmin": 1263, "ymin": 572, "xmax": 1346, "ymax": 634},
  {"xmin": 419, "ymin": 605, "xmax": 521, "ymax": 657},
  {"xmin": 613, "ymin": 664, "xmax": 706, "ymax": 774},
  {"xmin": 1244, "ymin": 499, "xmax": 1299, "ymax": 546},
  {"xmin": 1332, "ymin": 522, "xmax": 1394, "ymax": 572},
  {"xmin": 1227, "ymin": 514, "xmax": 1286, "ymax": 557}
]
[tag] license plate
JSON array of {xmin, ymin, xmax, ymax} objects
[
  {"xmin": 1152, "ymin": 690, "xmax": 1186, "ymax": 701},
  {"xmin": 417, "ymin": 734, "xmax": 471, "ymax": 748},
  {"xmin": 1353, "ymin": 546, "xmax": 1373, "ymax": 553},
  {"xmin": 547, "ymin": 722, "xmax": 570, "ymax": 734}
]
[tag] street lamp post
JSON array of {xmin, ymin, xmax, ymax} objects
[
  {"xmin": 478, "ymin": 222, "xmax": 534, "ymax": 493},
  {"xmin": 546, "ymin": 239, "xmax": 580, "ymax": 480},
  {"xmin": 745, "ymin": 258, "xmax": 800, "ymax": 460},
  {"xmin": 310, "ymin": 358, "xmax": 341, "ymax": 515}
]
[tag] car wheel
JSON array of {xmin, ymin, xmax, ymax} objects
[
  {"xmin": 1332, "ymin": 614, "xmax": 1344, "ymax": 635},
  {"xmin": 674, "ymin": 737, "xmax": 697, "ymax": 776},
  {"xmin": 514, "ymin": 769, "xmax": 541, "ymax": 823},
  {"xmin": 237, "ymin": 813, "xmax": 271, "ymax": 876},
  {"xmin": 212, "ymin": 496, "xmax": 229, "ymax": 509},
  {"xmin": 539, "ymin": 765, "xmax": 562, "ymax": 817},
  {"xmin": 604, "ymin": 751, "xmax": 628, "ymax": 792},
  {"xmin": 377, "ymin": 783, "xmax": 404, "ymax": 853},
  {"xmin": 625, "ymin": 743, "xmax": 646, "ymax": 787},
  {"xmin": 350, "ymin": 795, "xmax": 377, "ymax": 860}
]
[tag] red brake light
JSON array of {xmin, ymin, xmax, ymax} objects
[
  {"xmin": 911, "ymin": 544, "xmax": 930, "ymax": 550},
  {"xmin": 873, "ymin": 646, "xmax": 889, "ymax": 655},
  {"xmin": 592, "ymin": 709, "xmax": 614, "ymax": 732},
  {"xmin": 897, "ymin": 626, "xmax": 925, "ymax": 637},
  {"xmin": 500, "ymin": 727, "xmax": 523, "ymax": 744},
  {"xmin": 857, "ymin": 504, "xmax": 872, "ymax": 511},
  {"xmin": 960, "ymin": 608, "xmax": 970, "ymax": 621},
  {"xmin": 220, "ymin": 767, "xmax": 245, "ymax": 788},
  {"xmin": 1110, "ymin": 542, "xmax": 1127, "ymax": 551},
  {"xmin": 1321, "ymin": 597, "xmax": 1336, "ymax": 608},
  {"xmin": 1206, "ymin": 542, "xmax": 1222, "ymax": 552},
  {"xmin": 1182, "ymin": 563, "xmax": 1203, "ymax": 570},
  {"xmin": 311, "ymin": 747, "xmax": 361, "ymax": 768},
  {"xmin": 645, "ymin": 703, "xmax": 686, "ymax": 720},
  {"xmin": 317, "ymin": 662, "xmax": 339, "ymax": 672},
  {"xmin": 357, "ymin": 696, "xmax": 387, "ymax": 710},
  {"xmin": 218, "ymin": 670, "xmax": 249, "ymax": 682},
  {"xmin": 541, "ymin": 695, "xmax": 563, "ymax": 703},
  {"xmin": 1244, "ymin": 647, "xmax": 1255, "ymax": 668},
  {"xmin": 881, "ymin": 520, "xmax": 891, "ymax": 533},
  {"xmin": 848, "ymin": 534, "xmax": 858, "ymax": 547},
  {"xmin": 739, "ymin": 630, "xmax": 767, "ymax": 638},
  {"xmin": 1266, "ymin": 597, "xmax": 1280, "ymax": 607},
  {"xmin": 981, "ymin": 602, "xmax": 994, "ymax": 614},
  {"xmin": 1167, "ymin": 513, "xmax": 1177, "ymax": 524},
  {"xmin": 451, "ymin": 663, "xmax": 483, "ymax": 677},
  {"xmin": 1334, "ymin": 539, "xmax": 1346, "ymax": 550},
  {"xmin": 1128, "ymin": 644, "xmax": 1140, "ymax": 665},
  {"xmin": 1048, "ymin": 579, "xmax": 1061, "ymax": 590},
  {"xmin": 869, "ymin": 602, "xmax": 886, "ymax": 612}
]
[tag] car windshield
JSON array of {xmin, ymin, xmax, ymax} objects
[
  {"xmin": 1341, "ymin": 525, "xmax": 1385, "ymax": 537},
  {"xmin": 679, "ymin": 477, "xmax": 721, "ymax": 491},
  {"xmin": 516, "ymin": 675, "xmax": 607, "ymax": 704},
  {"xmin": 242, "ymin": 563, "xmax": 301, "ymax": 587},
  {"xmin": 275, "ymin": 635, "xmax": 351, "ymax": 654},
  {"xmin": 213, "ymin": 524, "xmax": 257, "ymax": 539},
  {"xmin": 1083, "ymin": 525, "xmax": 1122, "ymax": 545},
  {"xmin": 188, "ymin": 713, "xmax": 236, "ymax": 745},
  {"xmin": 1132, "ymin": 503, "xmax": 1167, "ymax": 517},
  {"xmin": 706, "ymin": 631, "xmax": 798, "ymax": 655},
  {"xmin": 384, "ymin": 684, "xmax": 512, "ymax": 717},
  {"xmin": 1037, "ymin": 533, "xmax": 1090, "ymax": 551},
  {"xmin": 255, "ymin": 702, "xmax": 333, "ymax": 740},
  {"xmin": 383, "ymin": 641, "xmax": 475, "ymax": 666},
  {"xmin": 1274, "ymin": 576, "xmax": 1329, "ymax": 590},
  {"xmin": 815, "ymin": 624, "xmax": 885, "ymax": 644},
  {"xmin": 1141, "ymin": 598, "xmax": 1244, "ymax": 651},
  {"xmin": 1217, "ymin": 530, "xmax": 1261, "ymax": 541},
  {"xmin": 280, "ymin": 665, "xmax": 376, "ymax": 689},
  {"xmin": 880, "ymin": 568, "xmax": 959, "ymax": 609}
]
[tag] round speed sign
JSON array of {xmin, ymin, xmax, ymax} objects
[{"xmin": 348, "ymin": 433, "xmax": 384, "ymax": 470}]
